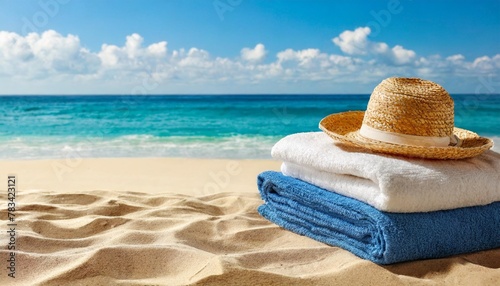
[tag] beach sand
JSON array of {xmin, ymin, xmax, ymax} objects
[{"xmin": 0, "ymin": 158, "xmax": 499, "ymax": 285}]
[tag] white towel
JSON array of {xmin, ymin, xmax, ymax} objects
[{"xmin": 271, "ymin": 132, "xmax": 500, "ymax": 213}]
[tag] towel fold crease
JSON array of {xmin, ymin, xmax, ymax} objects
[
  {"xmin": 271, "ymin": 132, "xmax": 500, "ymax": 212},
  {"xmin": 257, "ymin": 171, "xmax": 500, "ymax": 264}
]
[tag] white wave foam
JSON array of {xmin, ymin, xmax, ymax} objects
[
  {"xmin": 1, "ymin": 135, "xmax": 499, "ymax": 160},
  {"xmin": 0, "ymin": 135, "xmax": 280, "ymax": 160}
]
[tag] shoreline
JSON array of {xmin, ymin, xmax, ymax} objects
[
  {"xmin": 0, "ymin": 157, "xmax": 281, "ymax": 194},
  {"xmin": 1, "ymin": 136, "xmax": 498, "ymax": 161}
]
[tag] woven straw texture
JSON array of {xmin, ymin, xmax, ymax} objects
[
  {"xmin": 363, "ymin": 78, "xmax": 454, "ymax": 137},
  {"xmin": 319, "ymin": 77, "xmax": 493, "ymax": 160}
]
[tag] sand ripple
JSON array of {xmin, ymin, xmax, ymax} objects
[{"xmin": 1, "ymin": 190, "xmax": 499, "ymax": 285}]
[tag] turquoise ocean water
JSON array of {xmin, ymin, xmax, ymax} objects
[{"xmin": 0, "ymin": 94, "xmax": 499, "ymax": 159}]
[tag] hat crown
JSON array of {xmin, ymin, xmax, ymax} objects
[{"xmin": 363, "ymin": 77, "xmax": 454, "ymax": 137}]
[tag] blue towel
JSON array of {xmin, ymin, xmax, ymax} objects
[{"xmin": 257, "ymin": 171, "xmax": 500, "ymax": 264}]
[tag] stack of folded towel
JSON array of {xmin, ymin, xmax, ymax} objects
[{"xmin": 257, "ymin": 132, "xmax": 500, "ymax": 264}]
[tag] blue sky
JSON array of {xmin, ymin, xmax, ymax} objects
[{"xmin": 0, "ymin": 0, "xmax": 499, "ymax": 94}]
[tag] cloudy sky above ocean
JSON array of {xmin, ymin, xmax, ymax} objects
[{"xmin": 0, "ymin": 0, "xmax": 499, "ymax": 94}]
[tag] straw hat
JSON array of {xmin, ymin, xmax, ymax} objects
[{"xmin": 319, "ymin": 77, "xmax": 493, "ymax": 159}]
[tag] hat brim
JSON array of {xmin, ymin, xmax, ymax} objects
[{"xmin": 319, "ymin": 111, "xmax": 493, "ymax": 160}]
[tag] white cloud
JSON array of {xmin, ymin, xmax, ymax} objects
[
  {"xmin": 0, "ymin": 28, "xmax": 498, "ymax": 94},
  {"xmin": 390, "ymin": 45, "xmax": 416, "ymax": 65},
  {"xmin": 98, "ymin": 33, "xmax": 168, "ymax": 69},
  {"xmin": 0, "ymin": 31, "xmax": 32, "ymax": 60},
  {"xmin": 0, "ymin": 30, "xmax": 99, "ymax": 77},
  {"xmin": 472, "ymin": 55, "xmax": 499, "ymax": 71},
  {"xmin": 147, "ymin": 41, "xmax": 168, "ymax": 57},
  {"xmin": 240, "ymin": 43, "xmax": 267, "ymax": 62},
  {"xmin": 124, "ymin": 33, "xmax": 143, "ymax": 58},
  {"xmin": 332, "ymin": 27, "xmax": 416, "ymax": 65},
  {"xmin": 446, "ymin": 54, "xmax": 465, "ymax": 62},
  {"xmin": 277, "ymin": 48, "xmax": 321, "ymax": 64},
  {"xmin": 332, "ymin": 27, "xmax": 371, "ymax": 55}
]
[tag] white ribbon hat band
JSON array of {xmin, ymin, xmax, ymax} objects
[{"xmin": 359, "ymin": 124, "xmax": 461, "ymax": 147}]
